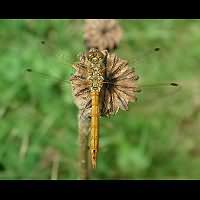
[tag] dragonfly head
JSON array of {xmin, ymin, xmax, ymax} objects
[{"xmin": 87, "ymin": 48, "xmax": 104, "ymax": 64}]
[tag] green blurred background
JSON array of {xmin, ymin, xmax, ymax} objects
[{"xmin": 0, "ymin": 19, "xmax": 200, "ymax": 179}]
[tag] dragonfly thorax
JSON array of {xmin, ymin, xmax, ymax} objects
[
  {"xmin": 86, "ymin": 49, "xmax": 105, "ymax": 92},
  {"xmin": 87, "ymin": 63, "xmax": 104, "ymax": 92}
]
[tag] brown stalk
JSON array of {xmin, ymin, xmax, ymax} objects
[
  {"xmin": 51, "ymin": 154, "xmax": 60, "ymax": 180},
  {"xmin": 78, "ymin": 112, "xmax": 90, "ymax": 179}
]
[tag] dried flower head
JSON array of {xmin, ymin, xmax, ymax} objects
[
  {"xmin": 70, "ymin": 49, "xmax": 140, "ymax": 119},
  {"xmin": 84, "ymin": 19, "xmax": 123, "ymax": 51}
]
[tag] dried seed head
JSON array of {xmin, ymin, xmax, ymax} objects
[
  {"xmin": 70, "ymin": 49, "xmax": 139, "ymax": 119},
  {"xmin": 100, "ymin": 52, "xmax": 139, "ymax": 116},
  {"xmin": 84, "ymin": 19, "xmax": 123, "ymax": 51}
]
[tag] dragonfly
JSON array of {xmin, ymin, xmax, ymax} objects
[{"xmin": 24, "ymin": 42, "xmax": 180, "ymax": 169}]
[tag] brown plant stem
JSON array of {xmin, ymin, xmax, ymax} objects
[
  {"xmin": 78, "ymin": 113, "xmax": 90, "ymax": 180},
  {"xmin": 51, "ymin": 154, "xmax": 60, "ymax": 180},
  {"xmin": 19, "ymin": 134, "xmax": 29, "ymax": 160}
]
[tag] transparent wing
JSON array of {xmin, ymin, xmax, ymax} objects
[
  {"xmin": 38, "ymin": 38, "xmax": 83, "ymax": 66},
  {"xmin": 137, "ymin": 82, "xmax": 182, "ymax": 104},
  {"xmin": 119, "ymin": 46, "xmax": 184, "ymax": 105},
  {"xmin": 22, "ymin": 38, "xmax": 77, "ymax": 90},
  {"xmin": 119, "ymin": 45, "xmax": 162, "ymax": 69},
  {"xmin": 24, "ymin": 68, "xmax": 72, "ymax": 91},
  {"xmin": 23, "ymin": 49, "xmax": 180, "ymax": 108},
  {"xmin": 24, "ymin": 66, "xmax": 200, "ymax": 121}
]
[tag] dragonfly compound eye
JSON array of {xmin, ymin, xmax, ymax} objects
[{"xmin": 92, "ymin": 57, "xmax": 98, "ymax": 63}]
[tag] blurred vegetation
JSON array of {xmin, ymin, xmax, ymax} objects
[{"xmin": 0, "ymin": 19, "xmax": 200, "ymax": 179}]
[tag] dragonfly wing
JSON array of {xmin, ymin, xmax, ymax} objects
[{"xmin": 136, "ymin": 82, "xmax": 182, "ymax": 104}]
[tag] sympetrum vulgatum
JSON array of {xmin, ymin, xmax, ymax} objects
[{"xmin": 24, "ymin": 39, "xmax": 182, "ymax": 169}]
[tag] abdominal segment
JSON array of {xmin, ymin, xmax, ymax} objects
[{"xmin": 90, "ymin": 91, "xmax": 100, "ymax": 168}]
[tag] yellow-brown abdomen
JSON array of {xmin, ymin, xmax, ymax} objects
[{"xmin": 90, "ymin": 91, "xmax": 100, "ymax": 168}]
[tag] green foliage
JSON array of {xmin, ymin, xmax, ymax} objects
[{"xmin": 0, "ymin": 19, "xmax": 200, "ymax": 179}]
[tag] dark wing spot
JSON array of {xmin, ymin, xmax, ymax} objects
[
  {"xmin": 26, "ymin": 68, "xmax": 32, "ymax": 72},
  {"xmin": 170, "ymin": 82, "xmax": 179, "ymax": 86},
  {"xmin": 41, "ymin": 40, "xmax": 45, "ymax": 45},
  {"xmin": 154, "ymin": 47, "xmax": 160, "ymax": 51},
  {"xmin": 0, "ymin": 162, "xmax": 5, "ymax": 171}
]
